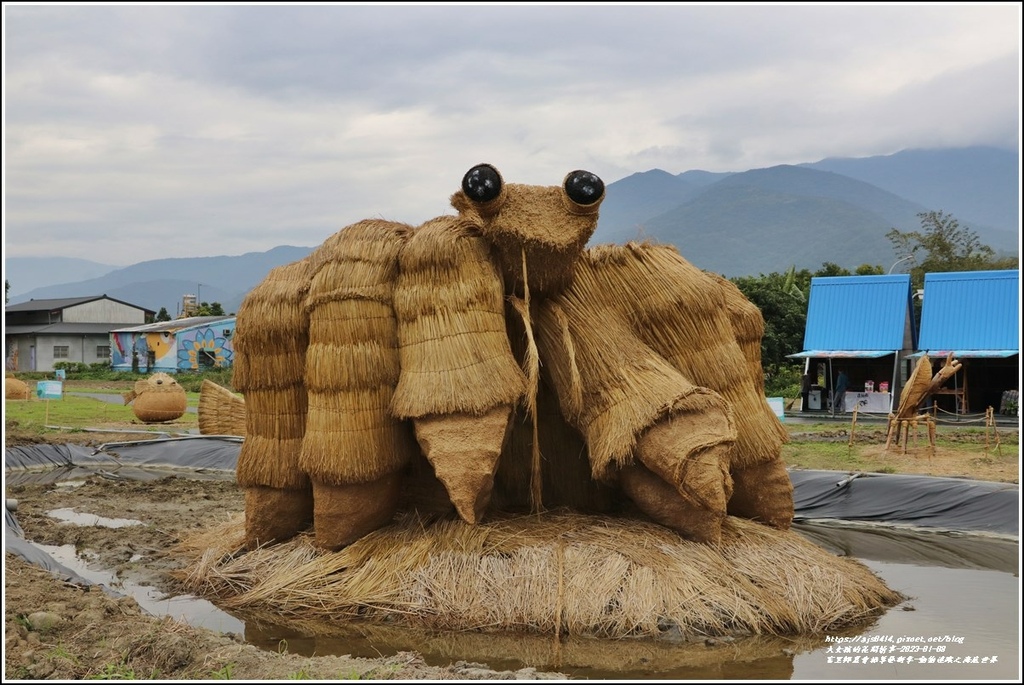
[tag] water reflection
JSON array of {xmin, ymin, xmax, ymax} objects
[
  {"xmin": 241, "ymin": 615, "xmax": 815, "ymax": 680},
  {"xmin": 47, "ymin": 507, "xmax": 144, "ymax": 528},
  {"xmin": 35, "ymin": 543, "xmax": 245, "ymax": 635}
]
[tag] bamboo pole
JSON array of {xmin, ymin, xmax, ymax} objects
[{"xmin": 848, "ymin": 406, "xmax": 858, "ymax": 447}]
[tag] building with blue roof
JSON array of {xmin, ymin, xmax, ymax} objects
[
  {"xmin": 790, "ymin": 270, "xmax": 1020, "ymax": 419},
  {"xmin": 789, "ymin": 275, "xmax": 917, "ymax": 415},
  {"xmin": 910, "ymin": 270, "xmax": 1019, "ymax": 417}
]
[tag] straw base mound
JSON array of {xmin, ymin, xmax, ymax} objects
[{"xmin": 176, "ymin": 510, "xmax": 903, "ymax": 641}]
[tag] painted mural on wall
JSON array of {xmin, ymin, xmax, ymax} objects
[
  {"xmin": 111, "ymin": 322, "xmax": 235, "ymax": 372},
  {"xmin": 177, "ymin": 327, "xmax": 234, "ymax": 370}
]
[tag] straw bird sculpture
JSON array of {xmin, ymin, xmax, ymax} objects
[
  {"xmin": 123, "ymin": 372, "xmax": 187, "ymax": 423},
  {"xmin": 233, "ymin": 164, "xmax": 792, "ymax": 551},
  {"xmin": 884, "ymin": 352, "xmax": 962, "ymax": 453}
]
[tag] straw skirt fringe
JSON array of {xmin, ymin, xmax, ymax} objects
[{"xmin": 176, "ymin": 511, "xmax": 903, "ymax": 639}]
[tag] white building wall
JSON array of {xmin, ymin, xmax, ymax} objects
[
  {"xmin": 63, "ymin": 300, "xmax": 147, "ymax": 324},
  {"xmin": 25, "ymin": 334, "xmax": 111, "ymax": 372}
]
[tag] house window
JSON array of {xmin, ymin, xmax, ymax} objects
[
  {"xmin": 96, "ymin": 345, "xmax": 111, "ymax": 359},
  {"xmin": 53, "ymin": 345, "xmax": 70, "ymax": 359}
]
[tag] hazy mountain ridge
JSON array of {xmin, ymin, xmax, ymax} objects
[
  {"xmin": 5, "ymin": 146, "xmax": 1018, "ymax": 315},
  {"xmin": 800, "ymin": 146, "xmax": 1018, "ymax": 233}
]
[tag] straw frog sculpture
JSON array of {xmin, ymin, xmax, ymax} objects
[{"xmin": 233, "ymin": 164, "xmax": 793, "ymax": 551}]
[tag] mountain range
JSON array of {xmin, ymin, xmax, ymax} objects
[{"xmin": 5, "ymin": 146, "xmax": 1019, "ymax": 317}]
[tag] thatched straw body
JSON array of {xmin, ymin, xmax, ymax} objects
[
  {"xmin": 391, "ymin": 216, "xmax": 525, "ymax": 419},
  {"xmin": 234, "ymin": 258, "xmax": 315, "ymax": 491},
  {"xmin": 198, "ymin": 379, "xmax": 246, "ymax": 436},
  {"xmin": 298, "ymin": 220, "xmax": 419, "ymax": 486}
]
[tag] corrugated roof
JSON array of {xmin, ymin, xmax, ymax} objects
[
  {"xmin": 111, "ymin": 315, "xmax": 234, "ymax": 334},
  {"xmin": 3, "ymin": 323, "xmax": 120, "ymax": 335},
  {"xmin": 5, "ymin": 295, "xmax": 154, "ymax": 315},
  {"xmin": 801, "ymin": 275, "xmax": 915, "ymax": 352},
  {"xmin": 5, "ymin": 296, "xmax": 104, "ymax": 313},
  {"xmin": 917, "ymin": 270, "xmax": 1019, "ymax": 352}
]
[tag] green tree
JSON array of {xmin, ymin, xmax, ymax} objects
[
  {"xmin": 156, "ymin": 307, "xmax": 172, "ymax": 322},
  {"xmin": 731, "ymin": 270, "xmax": 810, "ymax": 377},
  {"xmin": 4, "ymin": 279, "xmax": 8, "ymax": 304},
  {"xmin": 886, "ymin": 210, "xmax": 1018, "ymax": 289},
  {"xmin": 855, "ymin": 264, "xmax": 885, "ymax": 275},
  {"xmin": 196, "ymin": 301, "xmax": 226, "ymax": 316}
]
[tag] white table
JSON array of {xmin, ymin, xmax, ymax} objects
[{"xmin": 843, "ymin": 391, "xmax": 891, "ymax": 413}]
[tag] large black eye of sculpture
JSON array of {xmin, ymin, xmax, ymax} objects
[
  {"xmin": 564, "ymin": 170, "xmax": 604, "ymax": 206},
  {"xmin": 462, "ymin": 164, "xmax": 503, "ymax": 203}
]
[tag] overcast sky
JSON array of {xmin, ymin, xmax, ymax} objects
[{"xmin": 3, "ymin": 3, "xmax": 1020, "ymax": 266}]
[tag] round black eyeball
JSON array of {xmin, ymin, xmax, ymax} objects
[
  {"xmin": 462, "ymin": 164, "xmax": 503, "ymax": 203},
  {"xmin": 564, "ymin": 170, "xmax": 604, "ymax": 205}
]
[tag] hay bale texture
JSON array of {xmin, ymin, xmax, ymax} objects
[
  {"xmin": 5, "ymin": 377, "xmax": 30, "ymax": 401},
  {"xmin": 198, "ymin": 379, "xmax": 246, "ymax": 436},
  {"xmin": 123, "ymin": 372, "xmax": 187, "ymax": 423},
  {"xmin": 176, "ymin": 511, "xmax": 903, "ymax": 640}
]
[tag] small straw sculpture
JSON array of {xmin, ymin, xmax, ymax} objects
[
  {"xmin": 5, "ymin": 376, "xmax": 30, "ymax": 400},
  {"xmin": 123, "ymin": 372, "xmax": 187, "ymax": 423},
  {"xmin": 197, "ymin": 379, "xmax": 246, "ymax": 436}
]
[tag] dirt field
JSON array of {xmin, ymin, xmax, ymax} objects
[{"xmin": 4, "ymin": 418, "xmax": 1019, "ymax": 680}]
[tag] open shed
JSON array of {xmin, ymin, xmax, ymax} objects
[
  {"xmin": 909, "ymin": 269, "xmax": 1019, "ymax": 419},
  {"xmin": 788, "ymin": 275, "xmax": 917, "ymax": 416}
]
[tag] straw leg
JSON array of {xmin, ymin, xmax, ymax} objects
[
  {"xmin": 619, "ymin": 462, "xmax": 727, "ymax": 544},
  {"xmin": 627, "ymin": 414, "xmax": 734, "ymax": 544},
  {"xmin": 242, "ymin": 485, "xmax": 313, "ymax": 549},
  {"xmin": 727, "ymin": 457, "xmax": 794, "ymax": 529},
  {"xmin": 310, "ymin": 473, "xmax": 403, "ymax": 551},
  {"xmin": 412, "ymin": 405, "xmax": 513, "ymax": 525},
  {"xmin": 884, "ymin": 414, "xmax": 896, "ymax": 451}
]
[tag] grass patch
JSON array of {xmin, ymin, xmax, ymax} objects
[
  {"xmin": 4, "ymin": 392, "xmax": 197, "ymax": 434},
  {"xmin": 85, "ymin": 658, "xmax": 139, "ymax": 680},
  {"xmin": 209, "ymin": 662, "xmax": 236, "ymax": 679}
]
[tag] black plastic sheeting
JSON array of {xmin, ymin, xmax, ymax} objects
[
  {"xmin": 789, "ymin": 470, "xmax": 1018, "ymax": 537},
  {"xmin": 5, "ymin": 438, "xmax": 1019, "ymax": 589},
  {"xmin": 6, "ymin": 438, "xmax": 1018, "ymax": 535}
]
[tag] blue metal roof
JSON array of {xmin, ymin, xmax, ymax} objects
[
  {"xmin": 917, "ymin": 270, "xmax": 1019, "ymax": 352},
  {"xmin": 800, "ymin": 275, "xmax": 915, "ymax": 352}
]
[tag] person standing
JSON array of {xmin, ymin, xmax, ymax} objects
[{"xmin": 834, "ymin": 369, "xmax": 849, "ymax": 412}]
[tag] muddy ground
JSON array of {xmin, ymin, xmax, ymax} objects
[{"xmin": 4, "ymin": 424, "xmax": 1019, "ymax": 681}]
